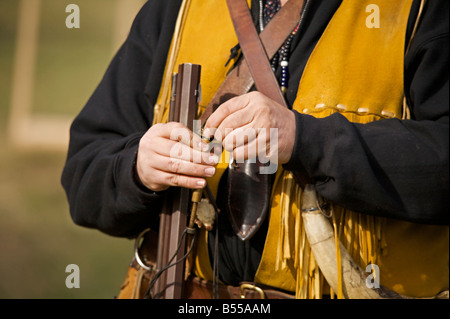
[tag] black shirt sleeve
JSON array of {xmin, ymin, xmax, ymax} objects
[
  {"xmin": 61, "ymin": 0, "xmax": 182, "ymax": 238},
  {"xmin": 284, "ymin": 0, "xmax": 449, "ymax": 225}
]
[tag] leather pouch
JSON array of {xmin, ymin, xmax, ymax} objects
[{"xmin": 226, "ymin": 159, "xmax": 272, "ymax": 241}]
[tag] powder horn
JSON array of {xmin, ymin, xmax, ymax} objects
[{"xmin": 301, "ymin": 184, "xmax": 405, "ymax": 299}]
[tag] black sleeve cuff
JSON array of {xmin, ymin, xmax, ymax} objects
[{"xmin": 282, "ymin": 110, "xmax": 313, "ymax": 186}]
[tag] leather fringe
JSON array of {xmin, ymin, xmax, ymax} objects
[{"xmin": 274, "ymin": 170, "xmax": 384, "ymax": 299}]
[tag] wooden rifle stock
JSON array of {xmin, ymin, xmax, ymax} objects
[{"xmin": 153, "ymin": 63, "xmax": 201, "ymax": 299}]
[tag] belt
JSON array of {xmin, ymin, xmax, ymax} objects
[
  {"xmin": 120, "ymin": 228, "xmax": 296, "ymax": 299},
  {"xmin": 184, "ymin": 276, "xmax": 296, "ymax": 299},
  {"xmin": 119, "ymin": 257, "xmax": 295, "ymax": 299}
]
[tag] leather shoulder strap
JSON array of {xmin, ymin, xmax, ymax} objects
[
  {"xmin": 200, "ymin": 0, "xmax": 305, "ymax": 124},
  {"xmin": 226, "ymin": 0, "xmax": 287, "ymax": 106}
]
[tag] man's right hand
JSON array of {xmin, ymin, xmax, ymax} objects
[{"xmin": 136, "ymin": 122, "xmax": 218, "ymax": 192}]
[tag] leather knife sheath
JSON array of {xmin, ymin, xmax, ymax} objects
[{"xmin": 226, "ymin": 160, "xmax": 272, "ymax": 241}]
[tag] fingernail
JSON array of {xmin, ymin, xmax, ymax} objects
[
  {"xmin": 205, "ymin": 167, "xmax": 215, "ymax": 176},
  {"xmin": 199, "ymin": 141, "xmax": 209, "ymax": 151},
  {"xmin": 197, "ymin": 180, "xmax": 206, "ymax": 187},
  {"xmin": 209, "ymin": 155, "xmax": 219, "ymax": 164},
  {"xmin": 203, "ymin": 128, "xmax": 211, "ymax": 138}
]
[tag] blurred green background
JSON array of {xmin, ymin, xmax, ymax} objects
[{"xmin": 0, "ymin": 0, "xmax": 146, "ymax": 298}]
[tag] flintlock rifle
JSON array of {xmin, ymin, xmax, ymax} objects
[{"xmin": 152, "ymin": 63, "xmax": 201, "ymax": 299}]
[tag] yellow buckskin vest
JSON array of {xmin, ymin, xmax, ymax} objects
[{"xmin": 153, "ymin": 0, "xmax": 449, "ymax": 298}]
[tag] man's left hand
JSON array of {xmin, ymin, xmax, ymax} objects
[{"xmin": 204, "ymin": 91, "xmax": 296, "ymax": 164}]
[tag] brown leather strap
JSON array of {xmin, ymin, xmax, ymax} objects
[
  {"xmin": 185, "ymin": 277, "xmax": 296, "ymax": 299},
  {"xmin": 226, "ymin": 0, "xmax": 286, "ymax": 106},
  {"xmin": 200, "ymin": 0, "xmax": 305, "ymax": 125}
]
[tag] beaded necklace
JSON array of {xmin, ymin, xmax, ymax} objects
[{"xmin": 262, "ymin": 0, "xmax": 301, "ymax": 94}]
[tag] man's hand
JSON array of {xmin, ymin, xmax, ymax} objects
[
  {"xmin": 136, "ymin": 122, "xmax": 218, "ymax": 192},
  {"xmin": 203, "ymin": 92, "xmax": 296, "ymax": 165}
]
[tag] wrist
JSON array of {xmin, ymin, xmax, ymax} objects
[
  {"xmin": 278, "ymin": 110, "xmax": 296, "ymax": 164},
  {"xmin": 132, "ymin": 151, "xmax": 151, "ymax": 191}
]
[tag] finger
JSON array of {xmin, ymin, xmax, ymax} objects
[
  {"xmin": 151, "ymin": 168, "xmax": 207, "ymax": 190},
  {"xmin": 215, "ymin": 108, "xmax": 255, "ymax": 143},
  {"xmin": 152, "ymin": 138, "xmax": 218, "ymax": 165},
  {"xmin": 204, "ymin": 95, "xmax": 250, "ymax": 138},
  {"xmin": 150, "ymin": 153, "xmax": 217, "ymax": 178},
  {"xmin": 160, "ymin": 122, "xmax": 208, "ymax": 151},
  {"xmin": 222, "ymin": 125, "xmax": 257, "ymax": 152},
  {"xmin": 232, "ymin": 138, "xmax": 259, "ymax": 163},
  {"xmin": 231, "ymin": 129, "xmax": 274, "ymax": 163}
]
